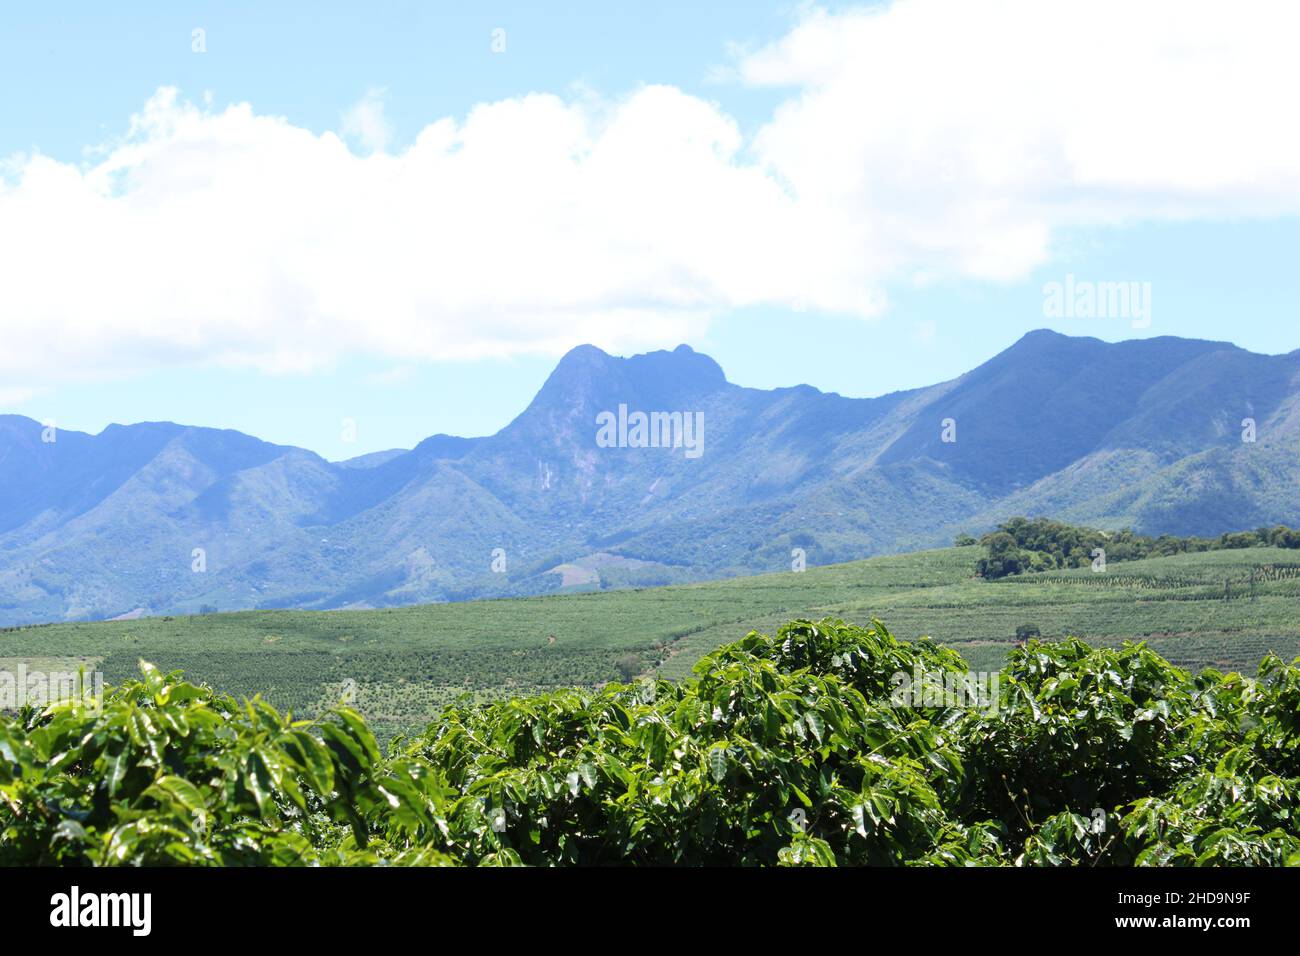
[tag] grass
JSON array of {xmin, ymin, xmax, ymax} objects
[{"xmin": 4, "ymin": 544, "xmax": 1299, "ymax": 741}]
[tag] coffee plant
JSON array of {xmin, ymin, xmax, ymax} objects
[{"xmin": 3, "ymin": 619, "xmax": 1298, "ymax": 865}]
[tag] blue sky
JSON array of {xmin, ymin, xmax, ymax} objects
[{"xmin": 2, "ymin": 1, "xmax": 1297, "ymax": 458}]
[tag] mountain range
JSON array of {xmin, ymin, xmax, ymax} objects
[{"xmin": 3, "ymin": 329, "xmax": 1299, "ymax": 627}]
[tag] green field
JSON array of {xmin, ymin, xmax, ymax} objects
[{"xmin": 4, "ymin": 545, "xmax": 1299, "ymax": 741}]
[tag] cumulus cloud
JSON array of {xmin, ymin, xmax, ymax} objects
[
  {"xmin": 0, "ymin": 86, "xmax": 809, "ymax": 384},
  {"xmin": 742, "ymin": 0, "xmax": 1300, "ymax": 281},
  {"xmin": 1, "ymin": 0, "xmax": 1297, "ymax": 389}
]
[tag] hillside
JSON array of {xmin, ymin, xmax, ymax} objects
[
  {"xmin": 6, "ymin": 543, "xmax": 1300, "ymax": 741},
  {"xmin": 4, "ymin": 330, "xmax": 1300, "ymax": 625}
]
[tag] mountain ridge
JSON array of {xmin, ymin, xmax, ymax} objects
[{"xmin": 3, "ymin": 329, "xmax": 1298, "ymax": 626}]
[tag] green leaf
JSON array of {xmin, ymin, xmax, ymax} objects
[
  {"xmin": 103, "ymin": 744, "xmax": 130, "ymax": 798},
  {"xmin": 805, "ymin": 711, "xmax": 825, "ymax": 744}
]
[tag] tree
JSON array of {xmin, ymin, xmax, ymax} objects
[{"xmin": 975, "ymin": 532, "xmax": 1029, "ymax": 579}]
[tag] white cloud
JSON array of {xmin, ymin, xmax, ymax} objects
[
  {"xmin": 0, "ymin": 86, "xmax": 808, "ymax": 386},
  {"xmin": 1, "ymin": 0, "xmax": 1297, "ymax": 389},
  {"xmin": 741, "ymin": 0, "xmax": 1300, "ymax": 280},
  {"xmin": 341, "ymin": 88, "xmax": 393, "ymax": 155}
]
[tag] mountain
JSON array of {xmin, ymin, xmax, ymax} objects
[{"xmin": 3, "ymin": 331, "xmax": 1299, "ymax": 626}]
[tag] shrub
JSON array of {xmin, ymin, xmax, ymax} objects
[{"xmin": 2, "ymin": 619, "xmax": 1298, "ymax": 866}]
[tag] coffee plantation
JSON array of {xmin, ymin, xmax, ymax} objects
[{"xmin": 2, "ymin": 618, "xmax": 1298, "ymax": 866}]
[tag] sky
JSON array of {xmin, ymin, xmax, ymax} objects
[{"xmin": 1, "ymin": 0, "xmax": 1298, "ymax": 459}]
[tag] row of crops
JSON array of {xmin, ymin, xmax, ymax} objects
[{"xmin": 1000, "ymin": 563, "xmax": 1300, "ymax": 589}]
